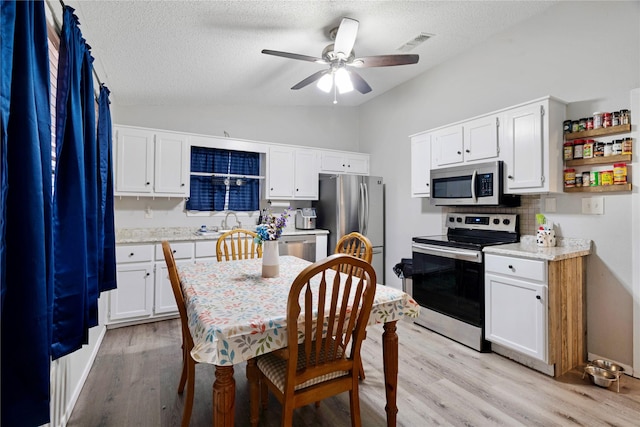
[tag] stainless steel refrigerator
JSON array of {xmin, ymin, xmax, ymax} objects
[{"xmin": 313, "ymin": 175, "xmax": 385, "ymax": 283}]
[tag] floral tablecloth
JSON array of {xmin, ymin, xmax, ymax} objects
[{"xmin": 178, "ymin": 256, "xmax": 420, "ymax": 365}]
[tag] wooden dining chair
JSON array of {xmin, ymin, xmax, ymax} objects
[
  {"xmin": 334, "ymin": 231, "xmax": 373, "ymax": 379},
  {"xmin": 162, "ymin": 241, "xmax": 197, "ymax": 427},
  {"xmin": 216, "ymin": 229, "xmax": 262, "ymax": 262},
  {"xmin": 251, "ymin": 253, "xmax": 376, "ymax": 427},
  {"xmin": 335, "ymin": 232, "xmax": 373, "ymax": 268}
]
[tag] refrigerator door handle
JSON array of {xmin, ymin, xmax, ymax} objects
[
  {"xmin": 358, "ymin": 183, "xmax": 364, "ymax": 232},
  {"xmin": 363, "ymin": 182, "xmax": 370, "ymax": 236}
]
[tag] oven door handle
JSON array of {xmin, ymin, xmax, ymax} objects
[{"xmin": 412, "ymin": 243, "xmax": 482, "ymax": 263}]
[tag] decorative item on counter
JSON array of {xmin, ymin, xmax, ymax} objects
[
  {"xmin": 255, "ymin": 208, "xmax": 291, "ymax": 278},
  {"xmin": 535, "ymin": 214, "xmax": 556, "ymax": 247}
]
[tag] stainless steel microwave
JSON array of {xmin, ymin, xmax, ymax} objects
[{"xmin": 430, "ymin": 161, "xmax": 520, "ymax": 207}]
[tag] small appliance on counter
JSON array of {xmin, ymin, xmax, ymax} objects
[{"xmin": 295, "ymin": 208, "xmax": 317, "ymax": 230}]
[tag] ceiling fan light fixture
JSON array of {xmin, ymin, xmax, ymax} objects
[
  {"xmin": 317, "ymin": 73, "xmax": 333, "ymax": 93},
  {"xmin": 335, "ymin": 68, "xmax": 353, "ymax": 94}
]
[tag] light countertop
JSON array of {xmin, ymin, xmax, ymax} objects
[
  {"xmin": 483, "ymin": 235, "xmax": 592, "ymax": 261},
  {"xmin": 116, "ymin": 227, "xmax": 329, "ymax": 244}
]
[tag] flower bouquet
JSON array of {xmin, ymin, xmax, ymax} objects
[
  {"xmin": 255, "ymin": 208, "xmax": 290, "ymax": 278},
  {"xmin": 254, "ymin": 208, "xmax": 290, "ymax": 245}
]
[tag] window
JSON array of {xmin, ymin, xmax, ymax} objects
[{"xmin": 186, "ymin": 147, "xmax": 260, "ymax": 212}]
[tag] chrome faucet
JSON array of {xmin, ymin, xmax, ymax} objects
[{"xmin": 222, "ymin": 211, "xmax": 240, "ymax": 230}]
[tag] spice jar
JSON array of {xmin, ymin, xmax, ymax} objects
[
  {"xmin": 586, "ymin": 116, "xmax": 594, "ymax": 130},
  {"xmin": 593, "ymin": 112, "xmax": 603, "ymax": 129},
  {"xmin": 582, "ymin": 171, "xmax": 591, "ymax": 186},
  {"xmin": 573, "ymin": 140, "xmax": 584, "ymax": 159},
  {"xmin": 590, "ymin": 170, "xmax": 600, "ymax": 186},
  {"xmin": 579, "ymin": 118, "xmax": 588, "ymax": 131},
  {"xmin": 583, "ymin": 139, "xmax": 594, "ymax": 158},
  {"xmin": 613, "ymin": 163, "xmax": 627, "ymax": 184},
  {"xmin": 612, "ymin": 139, "xmax": 622, "ymax": 155},
  {"xmin": 622, "ymin": 137, "xmax": 633, "ymax": 155},
  {"xmin": 603, "ymin": 112, "xmax": 612, "ymax": 128},
  {"xmin": 612, "ymin": 111, "xmax": 620, "ymax": 126},
  {"xmin": 604, "ymin": 141, "xmax": 613, "ymax": 157},
  {"xmin": 601, "ymin": 170, "xmax": 614, "ymax": 186},
  {"xmin": 594, "ymin": 141, "xmax": 605, "ymax": 157},
  {"xmin": 575, "ymin": 174, "xmax": 583, "ymax": 187},
  {"xmin": 571, "ymin": 120, "xmax": 580, "ymax": 133},
  {"xmin": 563, "ymin": 141, "xmax": 574, "ymax": 160},
  {"xmin": 563, "ymin": 119, "xmax": 572, "ymax": 134},
  {"xmin": 620, "ymin": 109, "xmax": 630, "ymax": 125},
  {"xmin": 564, "ymin": 168, "xmax": 576, "ymax": 187}
]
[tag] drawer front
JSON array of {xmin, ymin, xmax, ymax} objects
[
  {"xmin": 485, "ymin": 254, "xmax": 547, "ymax": 283},
  {"xmin": 116, "ymin": 244, "xmax": 154, "ymax": 263},
  {"xmin": 155, "ymin": 242, "xmax": 194, "ymax": 260},
  {"xmin": 195, "ymin": 240, "xmax": 217, "ymax": 259}
]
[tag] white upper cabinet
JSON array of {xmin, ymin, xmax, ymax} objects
[
  {"xmin": 501, "ymin": 97, "xmax": 565, "ymax": 194},
  {"xmin": 319, "ymin": 151, "xmax": 369, "ymax": 175},
  {"xmin": 410, "ymin": 132, "xmax": 432, "ymax": 197},
  {"xmin": 266, "ymin": 146, "xmax": 318, "ymax": 200},
  {"xmin": 431, "ymin": 115, "xmax": 499, "ymax": 168},
  {"xmin": 114, "ymin": 126, "xmax": 189, "ymax": 197},
  {"xmin": 431, "ymin": 125, "xmax": 464, "ymax": 167}
]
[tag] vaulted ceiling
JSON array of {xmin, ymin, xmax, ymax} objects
[{"xmin": 55, "ymin": 1, "xmax": 558, "ymax": 107}]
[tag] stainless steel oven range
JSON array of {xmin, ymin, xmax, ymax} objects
[{"xmin": 411, "ymin": 213, "xmax": 519, "ymax": 352}]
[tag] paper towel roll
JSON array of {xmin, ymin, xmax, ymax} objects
[{"xmin": 269, "ymin": 201, "xmax": 290, "ymax": 208}]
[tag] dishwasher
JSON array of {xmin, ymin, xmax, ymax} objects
[{"xmin": 278, "ymin": 235, "xmax": 316, "ymax": 262}]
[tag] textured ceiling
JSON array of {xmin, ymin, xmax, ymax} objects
[{"xmin": 55, "ymin": 1, "xmax": 557, "ymax": 107}]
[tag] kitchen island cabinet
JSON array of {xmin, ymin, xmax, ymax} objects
[{"xmin": 484, "ymin": 236, "xmax": 591, "ymax": 377}]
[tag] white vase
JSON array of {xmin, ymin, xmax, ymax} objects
[{"xmin": 262, "ymin": 240, "xmax": 279, "ymax": 278}]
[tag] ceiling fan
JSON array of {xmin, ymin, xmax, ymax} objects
[{"xmin": 261, "ymin": 17, "xmax": 419, "ymax": 100}]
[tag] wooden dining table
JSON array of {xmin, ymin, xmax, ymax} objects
[{"xmin": 177, "ymin": 255, "xmax": 420, "ymax": 427}]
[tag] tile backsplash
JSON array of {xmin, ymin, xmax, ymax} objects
[{"xmin": 443, "ymin": 195, "xmax": 541, "ymax": 236}]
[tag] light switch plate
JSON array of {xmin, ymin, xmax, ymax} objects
[{"xmin": 582, "ymin": 197, "xmax": 604, "ymax": 215}]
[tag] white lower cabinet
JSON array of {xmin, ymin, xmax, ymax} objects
[
  {"xmin": 110, "ymin": 263, "xmax": 154, "ymax": 321},
  {"xmin": 485, "ymin": 254, "xmax": 548, "ymax": 362}
]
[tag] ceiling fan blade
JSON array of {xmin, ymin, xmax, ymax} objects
[
  {"xmin": 261, "ymin": 49, "xmax": 326, "ymax": 64},
  {"xmin": 291, "ymin": 69, "xmax": 331, "ymax": 90},
  {"xmin": 334, "ymin": 18, "xmax": 359, "ymax": 59},
  {"xmin": 348, "ymin": 70, "xmax": 372, "ymax": 94},
  {"xmin": 349, "ymin": 54, "xmax": 419, "ymax": 68}
]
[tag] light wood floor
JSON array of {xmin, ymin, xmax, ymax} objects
[{"xmin": 68, "ymin": 318, "xmax": 640, "ymax": 426}]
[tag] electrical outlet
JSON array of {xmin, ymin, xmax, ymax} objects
[
  {"xmin": 145, "ymin": 206, "xmax": 153, "ymax": 219},
  {"xmin": 591, "ymin": 196, "xmax": 604, "ymax": 214},
  {"xmin": 582, "ymin": 197, "xmax": 604, "ymax": 215}
]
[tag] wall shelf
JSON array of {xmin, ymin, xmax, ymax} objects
[
  {"xmin": 565, "ymin": 154, "xmax": 631, "ymax": 167},
  {"xmin": 564, "ymin": 124, "xmax": 631, "ymax": 140},
  {"xmin": 564, "ymin": 184, "xmax": 632, "ymax": 193}
]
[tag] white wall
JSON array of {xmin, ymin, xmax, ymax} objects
[
  {"xmin": 112, "ymin": 104, "xmax": 361, "ymax": 151},
  {"xmin": 359, "ymin": 1, "xmax": 639, "ymax": 367}
]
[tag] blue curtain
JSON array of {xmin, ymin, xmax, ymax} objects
[
  {"xmin": 50, "ymin": 6, "xmax": 95, "ymax": 359},
  {"xmin": 1, "ymin": 1, "xmax": 54, "ymax": 425},
  {"xmin": 97, "ymin": 85, "xmax": 116, "ymax": 292}
]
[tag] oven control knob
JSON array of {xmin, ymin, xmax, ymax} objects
[
  {"xmin": 456, "ymin": 217, "xmax": 462, "ymax": 222},
  {"xmin": 449, "ymin": 217, "xmax": 455, "ymax": 222},
  {"xmin": 493, "ymin": 218, "xmax": 500, "ymax": 225},
  {"xmin": 503, "ymin": 219, "xmax": 511, "ymax": 225}
]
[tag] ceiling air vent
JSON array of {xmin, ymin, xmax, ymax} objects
[{"xmin": 397, "ymin": 33, "xmax": 433, "ymax": 52}]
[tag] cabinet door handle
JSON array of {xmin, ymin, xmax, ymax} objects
[
  {"xmin": 172, "ymin": 250, "xmax": 176, "ymax": 254},
  {"xmin": 465, "ymin": 149, "xmax": 470, "ymax": 153},
  {"xmin": 181, "ymin": 183, "xmax": 185, "ymax": 187},
  {"xmin": 508, "ymin": 264, "xmax": 514, "ymax": 270},
  {"xmin": 129, "ymin": 252, "xmax": 134, "ymax": 257},
  {"xmin": 507, "ymin": 175, "xmax": 513, "ymax": 180},
  {"xmin": 457, "ymin": 151, "xmax": 462, "ymax": 155},
  {"xmin": 145, "ymin": 272, "xmax": 150, "ymax": 277},
  {"xmin": 536, "ymin": 295, "xmax": 541, "ymax": 300}
]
